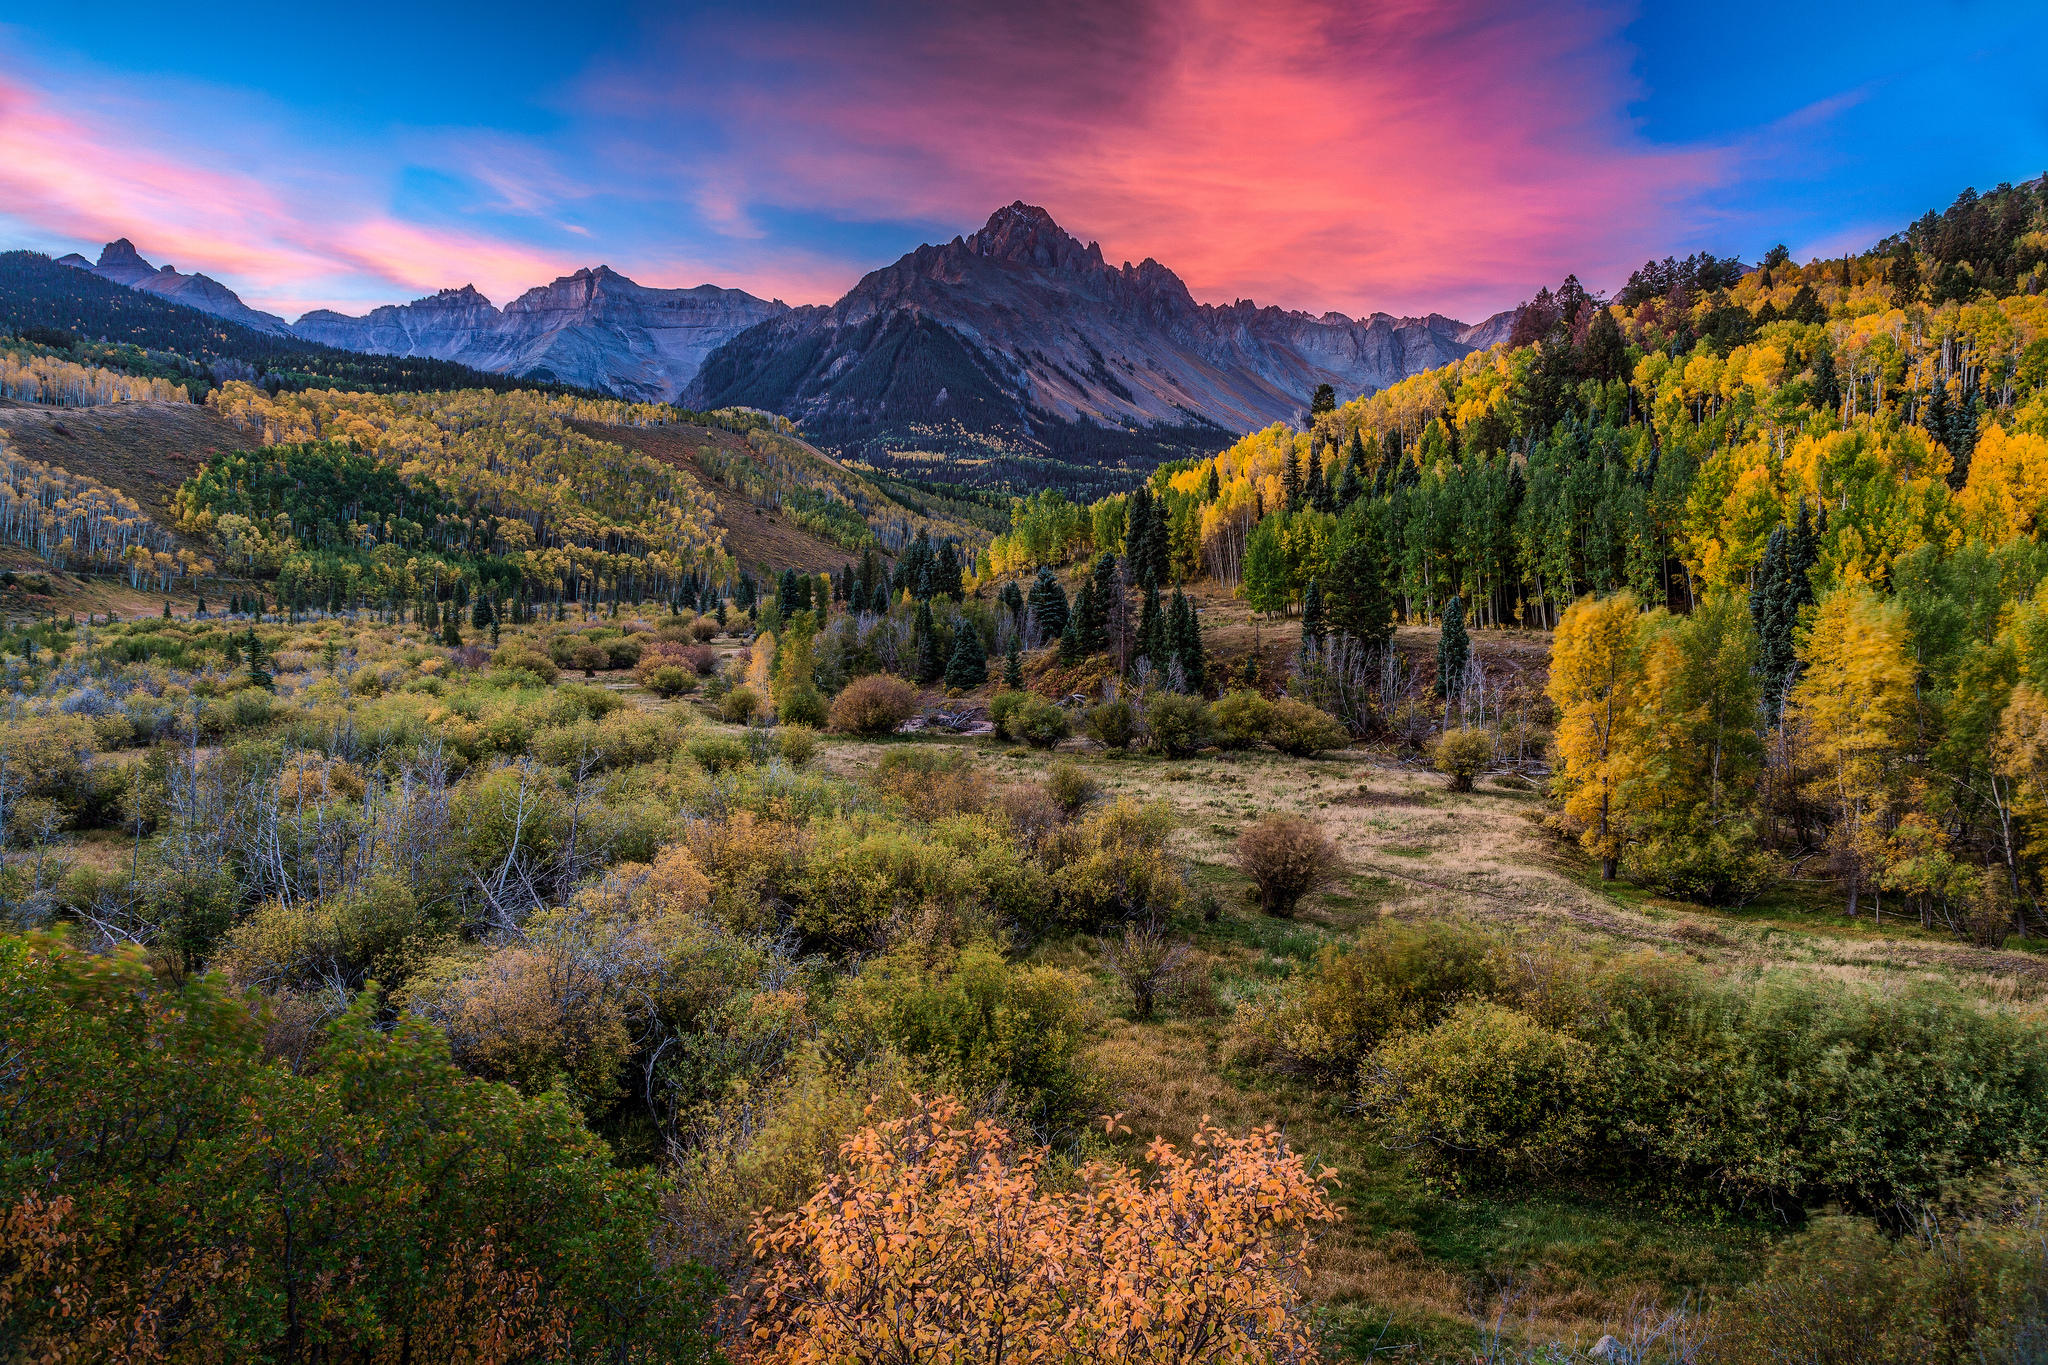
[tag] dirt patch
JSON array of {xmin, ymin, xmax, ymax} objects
[
  {"xmin": 568, "ymin": 420, "xmax": 863, "ymax": 574},
  {"xmin": 0, "ymin": 400, "xmax": 245, "ymax": 519}
]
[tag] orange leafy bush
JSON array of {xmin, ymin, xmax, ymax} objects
[{"xmin": 741, "ymin": 1096, "xmax": 1339, "ymax": 1364}]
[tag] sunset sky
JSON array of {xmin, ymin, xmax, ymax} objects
[{"xmin": 1, "ymin": 0, "xmax": 2042, "ymax": 323}]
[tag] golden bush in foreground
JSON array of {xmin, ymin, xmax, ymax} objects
[
  {"xmin": 742, "ymin": 1096, "xmax": 1338, "ymax": 1364},
  {"xmin": 828, "ymin": 672, "xmax": 919, "ymax": 735}
]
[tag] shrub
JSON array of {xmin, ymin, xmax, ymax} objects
[
  {"xmin": 1009, "ymin": 697, "xmax": 1071, "ymax": 750},
  {"xmin": 778, "ymin": 686, "xmax": 829, "ymax": 728},
  {"xmin": 689, "ymin": 616, "xmax": 720, "ymax": 642},
  {"xmin": 1099, "ymin": 921, "xmax": 1194, "ymax": 1020},
  {"xmin": 831, "ymin": 943, "xmax": 1097, "ymax": 1122},
  {"xmin": 1361, "ymin": 1000, "xmax": 1598, "ymax": 1192},
  {"xmin": 688, "ymin": 734, "xmax": 753, "ymax": 773},
  {"xmin": 492, "ymin": 645, "xmax": 560, "ymax": 684},
  {"xmin": 1233, "ymin": 814, "xmax": 1341, "ymax": 917},
  {"xmin": 829, "ymin": 674, "xmax": 918, "ymax": 736},
  {"xmin": 1044, "ymin": 759, "xmax": 1100, "ymax": 816},
  {"xmin": 744, "ymin": 1097, "xmax": 1337, "ymax": 1365},
  {"xmin": 569, "ymin": 642, "xmax": 609, "ymax": 677},
  {"xmin": 1622, "ymin": 821, "xmax": 1780, "ymax": 905},
  {"xmin": 682, "ymin": 643, "xmax": 718, "ymax": 675},
  {"xmin": 604, "ymin": 637, "xmax": 643, "ymax": 670},
  {"xmin": 869, "ymin": 748, "xmax": 991, "ymax": 822},
  {"xmin": 775, "ymin": 724, "xmax": 819, "ymax": 767},
  {"xmin": 645, "ymin": 664, "xmax": 694, "ymax": 698},
  {"xmin": 988, "ymin": 689, "xmax": 1031, "ymax": 735},
  {"xmin": 1141, "ymin": 693, "xmax": 1209, "ymax": 757},
  {"xmin": 721, "ymin": 685, "xmax": 762, "ymax": 725},
  {"xmin": 1082, "ymin": 698, "xmax": 1138, "ymax": 750},
  {"xmin": 1208, "ymin": 690, "xmax": 1274, "ymax": 750},
  {"xmin": 1433, "ymin": 727, "xmax": 1493, "ymax": 790},
  {"xmin": 1263, "ymin": 698, "xmax": 1348, "ymax": 757}
]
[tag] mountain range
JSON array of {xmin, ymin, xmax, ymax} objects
[{"xmin": 54, "ymin": 208, "xmax": 1515, "ymax": 470}]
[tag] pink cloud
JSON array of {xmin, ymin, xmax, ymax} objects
[{"xmin": 592, "ymin": 0, "xmax": 1731, "ymax": 318}]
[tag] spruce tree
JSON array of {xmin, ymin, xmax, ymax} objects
[
  {"xmin": 1086, "ymin": 554, "xmax": 1116, "ymax": 652},
  {"xmin": 1305, "ymin": 443, "xmax": 1331, "ymax": 513},
  {"xmin": 1169, "ymin": 587, "xmax": 1206, "ymax": 693},
  {"xmin": 1003, "ymin": 637, "xmax": 1025, "ymax": 689},
  {"xmin": 1137, "ymin": 586, "xmax": 1166, "ymax": 668},
  {"xmin": 1059, "ymin": 607, "xmax": 1084, "ymax": 664},
  {"xmin": 244, "ymin": 627, "xmax": 273, "ymax": 692},
  {"xmin": 1028, "ymin": 567, "xmax": 1069, "ymax": 641},
  {"xmin": 1811, "ymin": 342, "xmax": 1840, "ymax": 415},
  {"xmin": 935, "ymin": 540, "xmax": 964, "ymax": 600},
  {"xmin": 1299, "ymin": 579, "xmax": 1326, "ymax": 649},
  {"xmin": 1203, "ymin": 463, "xmax": 1221, "ymax": 501},
  {"xmin": 1327, "ymin": 513, "xmax": 1394, "ymax": 650},
  {"xmin": 945, "ymin": 620, "xmax": 987, "ymax": 688},
  {"xmin": 1310, "ymin": 382, "xmax": 1336, "ymax": 416},
  {"xmin": 1750, "ymin": 525, "xmax": 1794, "ymax": 712},
  {"xmin": 441, "ymin": 617, "xmax": 462, "ymax": 648},
  {"xmin": 1282, "ymin": 448, "xmax": 1303, "ymax": 513},
  {"xmin": 1000, "ymin": 580, "xmax": 1025, "ymax": 626},
  {"xmin": 1436, "ymin": 595, "xmax": 1469, "ymax": 699},
  {"xmin": 1070, "ymin": 578, "xmax": 1100, "ymax": 657},
  {"xmin": 1125, "ymin": 488, "xmax": 1155, "ymax": 577},
  {"xmin": 1141, "ymin": 496, "xmax": 1171, "ymax": 588},
  {"xmin": 913, "ymin": 600, "xmax": 943, "ymax": 684}
]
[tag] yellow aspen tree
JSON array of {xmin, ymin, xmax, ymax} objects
[
  {"xmin": 1546, "ymin": 591, "xmax": 1644, "ymax": 880},
  {"xmin": 1788, "ymin": 585, "xmax": 1917, "ymax": 915}
]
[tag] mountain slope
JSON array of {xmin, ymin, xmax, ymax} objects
[
  {"xmin": 296, "ymin": 267, "xmax": 787, "ymax": 401},
  {"xmin": 688, "ymin": 203, "xmax": 1512, "ymax": 481},
  {"xmin": 58, "ymin": 240, "xmax": 293, "ymax": 335}
]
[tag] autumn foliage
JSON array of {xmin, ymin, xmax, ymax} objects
[{"xmin": 740, "ymin": 1096, "xmax": 1339, "ymax": 1364}]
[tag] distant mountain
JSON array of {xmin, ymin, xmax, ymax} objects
[
  {"xmin": 687, "ymin": 203, "xmax": 1514, "ymax": 476},
  {"xmin": 57, "ymin": 240, "xmax": 294, "ymax": 336},
  {"xmin": 295, "ymin": 268, "xmax": 787, "ymax": 402}
]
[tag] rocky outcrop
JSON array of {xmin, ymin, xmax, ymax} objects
[
  {"xmin": 293, "ymin": 268, "xmax": 786, "ymax": 401},
  {"xmin": 688, "ymin": 203, "xmax": 1511, "ymax": 456},
  {"xmin": 59, "ymin": 240, "xmax": 295, "ymax": 336}
]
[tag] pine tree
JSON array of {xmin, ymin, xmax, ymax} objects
[
  {"xmin": 1086, "ymin": 554, "xmax": 1117, "ymax": 653},
  {"xmin": 441, "ymin": 616, "xmax": 462, "ymax": 648},
  {"xmin": 1305, "ymin": 443, "xmax": 1332, "ymax": 513},
  {"xmin": 1070, "ymin": 578, "xmax": 1100, "ymax": 657},
  {"xmin": 1003, "ymin": 637, "xmax": 1025, "ymax": 689},
  {"xmin": 195, "ymin": 595, "xmax": 207, "ymax": 617},
  {"xmin": 913, "ymin": 600, "xmax": 943, "ymax": 684},
  {"xmin": 1583, "ymin": 308, "xmax": 1627, "ymax": 383},
  {"xmin": 1138, "ymin": 586, "xmax": 1166, "ymax": 667},
  {"xmin": 1059, "ymin": 607, "xmax": 1084, "ymax": 664},
  {"xmin": 1203, "ymin": 463, "xmax": 1221, "ymax": 501},
  {"xmin": 163, "ymin": 600, "xmax": 172, "ymax": 619},
  {"xmin": 1299, "ymin": 579, "xmax": 1325, "ymax": 649},
  {"xmin": 1326, "ymin": 512, "xmax": 1393, "ymax": 650},
  {"xmin": 1811, "ymin": 343, "xmax": 1840, "ymax": 415},
  {"xmin": 1168, "ymin": 588, "xmax": 1206, "ymax": 694},
  {"xmin": 945, "ymin": 620, "xmax": 987, "ymax": 688},
  {"xmin": 1749, "ymin": 525, "xmax": 1794, "ymax": 713},
  {"xmin": 1436, "ymin": 595, "xmax": 1469, "ymax": 699},
  {"xmin": 244, "ymin": 627, "xmax": 273, "ymax": 692},
  {"xmin": 1282, "ymin": 448, "xmax": 1303, "ymax": 513},
  {"xmin": 1028, "ymin": 567, "xmax": 1069, "ymax": 641},
  {"xmin": 935, "ymin": 540, "xmax": 965, "ymax": 600},
  {"xmin": 1310, "ymin": 382, "xmax": 1337, "ymax": 417}
]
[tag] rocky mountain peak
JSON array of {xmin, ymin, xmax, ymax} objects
[
  {"xmin": 98, "ymin": 238, "xmax": 150, "ymax": 272},
  {"xmin": 966, "ymin": 202, "xmax": 1103, "ymax": 272}
]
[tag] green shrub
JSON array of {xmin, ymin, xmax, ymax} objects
[
  {"xmin": 1208, "ymin": 690, "xmax": 1274, "ymax": 749},
  {"xmin": 1622, "ymin": 820, "xmax": 1780, "ymax": 905},
  {"xmin": 720, "ymin": 685, "xmax": 762, "ymax": 725},
  {"xmin": 1009, "ymin": 696, "xmax": 1071, "ymax": 750},
  {"xmin": 1141, "ymin": 692, "xmax": 1209, "ymax": 757},
  {"xmin": 775, "ymin": 724, "xmax": 819, "ymax": 767},
  {"xmin": 688, "ymin": 734, "xmax": 753, "ymax": 774},
  {"xmin": 604, "ymin": 637, "xmax": 643, "ymax": 669},
  {"xmin": 1264, "ymin": 698, "xmax": 1348, "ymax": 757},
  {"xmin": 988, "ymin": 689, "xmax": 1032, "ymax": 735},
  {"xmin": 491, "ymin": 645, "xmax": 559, "ymax": 684},
  {"xmin": 777, "ymin": 684, "xmax": 828, "ymax": 729},
  {"xmin": 1044, "ymin": 759, "xmax": 1100, "ymax": 816},
  {"xmin": 1432, "ymin": 727, "xmax": 1493, "ymax": 790},
  {"xmin": 1082, "ymin": 699, "xmax": 1137, "ymax": 750},
  {"xmin": 645, "ymin": 664, "xmax": 695, "ymax": 698},
  {"xmin": 831, "ymin": 941, "xmax": 1098, "ymax": 1125},
  {"xmin": 569, "ymin": 643, "xmax": 610, "ymax": 676},
  {"xmin": 1363, "ymin": 1000, "xmax": 1598, "ymax": 1192}
]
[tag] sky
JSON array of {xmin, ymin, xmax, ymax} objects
[{"xmin": 0, "ymin": 0, "xmax": 2042, "ymax": 323}]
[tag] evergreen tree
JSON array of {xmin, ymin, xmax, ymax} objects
[
  {"xmin": 913, "ymin": 600, "xmax": 943, "ymax": 684},
  {"xmin": 1306, "ymin": 444, "xmax": 1333, "ymax": 513},
  {"xmin": 1299, "ymin": 579, "xmax": 1326, "ymax": 650},
  {"xmin": 1887, "ymin": 243, "xmax": 1922, "ymax": 307},
  {"xmin": 1282, "ymin": 448, "xmax": 1303, "ymax": 513},
  {"xmin": 849, "ymin": 580, "xmax": 868, "ymax": 615},
  {"xmin": 1059, "ymin": 607, "xmax": 1084, "ymax": 664},
  {"xmin": 1000, "ymin": 580, "xmax": 1026, "ymax": 626},
  {"xmin": 1750, "ymin": 525, "xmax": 1795, "ymax": 712},
  {"xmin": 1028, "ymin": 567, "xmax": 1069, "ymax": 641},
  {"xmin": 1168, "ymin": 588, "xmax": 1207, "ymax": 694},
  {"xmin": 1003, "ymin": 637, "xmax": 1025, "ymax": 690},
  {"xmin": 1203, "ymin": 463, "xmax": 1221, "ymax": 501},
  {"xmin": 471, "ymin": 592, "xmax": 491, "ymax": 631},
  {"xmin": 1811, "ymin": 343, "xmax": 1841, "ymax": 415},
  {"xmin": 945, "ymin": 619, "xmax": 987, "ymax": 688},
  {"xmin": 195, "ymin": 595, "xmax": 206, "ymax": 617},
  {"xmin": 244, "ymin": 627, "xmax": 273, "ymax": 692},
  {"xmin": 935, "ymin": 540, "xmax": 965, "ymax": 600},
  {"xmin": 1310, "ymin": 382, "xmax": 1337, "ymax": 417},
  {"xmin": 1582, "ymin": 308, "xmax": 1627, "ymax": 382},
  {"xmin": 440, "ymin": 617, "xmax": 462, "ymax": 648},
  {"xmin": 1436, "ymin": 595, "xmax": 1469, "ymax": 699},
  {"xmin": 1086, "ymin": 553, "xmax": 1117, "ymax": 653},
  {"xmin": 163, "ymin": 600, "xmax": 172, "ymax": 619},
  {"xmin": 1138, "ymin": 586, "xmax": 1166, "ymax": 667},
  {"xmin": 1140, "ymin": 493, "xmax": 1171, "ymax": 589},
  {"xmin": 1326, "ymin": 512, "xmax": 1394, "ymax": 649},
  {"xmin": 1070, "ymin": 579, "xmax": 1100, "ymax": 657}
]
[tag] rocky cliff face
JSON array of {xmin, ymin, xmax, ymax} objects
[
  {"xmin": 688, "ymin": 203, "xmax": 1510, "ymax": 460},
  {"xmin": 60, "ymin": 240, "xmax": 294, "ymax": 336},
  {"xmin": 296, "ymin": 268, "xmax": 787, "ymax": 401}
]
